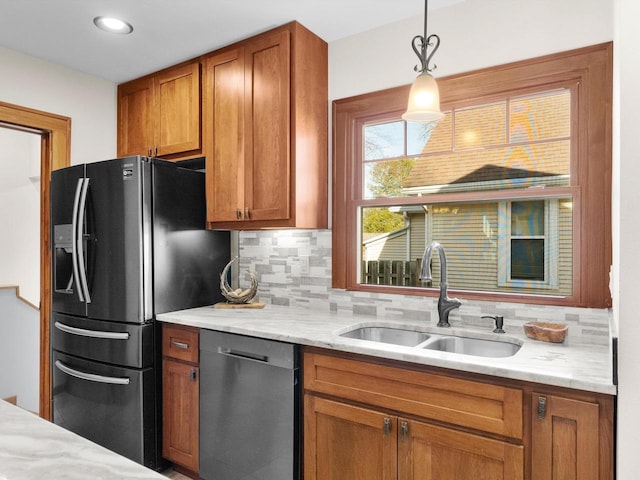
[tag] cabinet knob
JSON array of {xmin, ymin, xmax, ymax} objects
[
  {"xmin": 537, "ymin": 395, "xmax": 547, "ymax": 419},
  {"xmin": 400, "ymin": 421, "xmax": 409, "ymax": 439},
  {"xmin": 383, "ymin": 417, "xmax": 391, "ymax": 436}
]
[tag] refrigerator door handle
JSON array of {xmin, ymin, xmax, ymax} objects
[
  {"xmin": 77, "ymin": 178, "xmax": 92, "ymax": 304},
  {"xmin": 54, "ymin": 321, "xmax": 130, "ymax": 340},
  {"xmin": 55, "ymin": 360, "xmax": 131, "ymax": 385},
  {"xmin": 71, "ymin": 178, "xmax": 85, "ymax": 303}
]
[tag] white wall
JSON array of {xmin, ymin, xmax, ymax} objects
[
  {"xmin": 329, "ymin": 0, "xmax": 612, "ymax": 101},
  {"xmin": 0, "ymin": 289, "xmax": 40, "ymax": 412},
  {"xmin": 0, "ymin": 128, "xmax": 40, "ymax": 412},
  {"xmin": 0, "ymin": 46, "xmax": 117, "ymax": 165},
  {"xmin": 613, "ymin": 0, "xmax": 640, "ymax": 477},
  {"xmin": 0, "ymin": 128, "xmax": 41, "ymax": 305}
]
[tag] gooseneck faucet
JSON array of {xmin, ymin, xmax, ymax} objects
[{"xmin": 420, "ymin": 241, "xmax": 462, "ymax": 327}]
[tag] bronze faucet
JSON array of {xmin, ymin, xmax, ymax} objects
[{"xmin": 420, "ymin": 241, "xmax": 461, "ymax": 327}]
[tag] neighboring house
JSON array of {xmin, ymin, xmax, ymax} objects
[
  {"xmin": 363, "ymin": 197, "xmax": 573, "ymax": 296},
  {"xmin": 362, "ymin": 90, "xmax": 573, "ymax": 296},
  {"xmin": 362, "ymin": 227, "xmax": 411, "ymax": 262}
]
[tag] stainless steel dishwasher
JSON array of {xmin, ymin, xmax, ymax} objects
[{"xmin": 199, "ymin": 330, "xmax": 300, "ymax": 480}]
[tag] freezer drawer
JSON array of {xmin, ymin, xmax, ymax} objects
[
  {"xmin": 199, "ymin": 331, "xmax": 300, "ymax": 480},
  {"xmin": 51, "ymin": 313, "xmax": 154, "ymax": 368},
  {"xmin": 52, "ymin": 351, "xmax": 158, "ymax": 468}
]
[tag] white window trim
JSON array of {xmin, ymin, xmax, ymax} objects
[{"xmin": 497, "ymin": 199, "xmax": 559, "ymax": 290}]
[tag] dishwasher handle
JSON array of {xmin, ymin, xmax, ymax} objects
[
  {"xmin": 202, "ymin": 330, "xmax": 297, "ymax": 369},
  {"xmin": 218, "ymin": 347, "xmax": 269, "ymax": 364}
]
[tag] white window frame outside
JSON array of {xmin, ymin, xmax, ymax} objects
[{"xmin": 497, "ymin": 199, "xmax": 559, "ymax": 290}]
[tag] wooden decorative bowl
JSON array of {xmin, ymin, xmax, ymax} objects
[{"xmin": 523, "ymin": 322, "xmax": 568, "ymax": 343}]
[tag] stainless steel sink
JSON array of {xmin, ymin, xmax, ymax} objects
[
  {"xmin": 338, "ymin": 325, "xmax": 521, "ymax": 357},
  {"xmin": 421, "ymin": 335, "xmax": 521, "ymax": 358},
  {"xmin": 339, "ymin": 327, "xmax": 431, "ymax": 347}
]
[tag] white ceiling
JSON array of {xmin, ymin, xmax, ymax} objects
[{"xmin": 0, "ymin": 0, "xmax": 460, "ymax": 84}]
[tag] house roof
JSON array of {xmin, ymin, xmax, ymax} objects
[
  {"xmin": 404, "ymin": 143, "xmax": 570, "ymax": 190},
  {"xmin": 401, "ymin": 90, "xmax": 571, "ymax": 191}
]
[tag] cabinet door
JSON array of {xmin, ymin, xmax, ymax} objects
[
  {"xmin": 203, "ymin": 48, "xmax": 245, "ymax": 223},
  {"xmin": 162, "ymin": 359, "xmax": 199, "ymax": 472},
  {"xmin": 244, "ymin": 29, "xmax": 291, "ymax": 222},
  {"xmin": 117, "ymin": 77, "xmax": 154, "ymax": 157},
  {"xmin": 531, "ymin": 393, "xmax": 601, "ymax": 480},
  {"xmin": 155, "ymin": 62, "xmax": 201, "ymax": 156},
  {"xmin": 398, "ymin": 419, "xmax": 524, "ymax": 480},
  {"xmin": 304, "ymin": 395, "xmax": 397, "ymax": 480}
]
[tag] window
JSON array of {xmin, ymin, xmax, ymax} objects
[
  {"xmin": 508, "ymin": 201, "xmax": 548, "ymax": 282},
  {"xmin": 333, "ymin": 43, "xmax": 612, "ymax": 307},
  {"xmin": 497, "ymin": 199, "xmax": 568, "ymax": 293}
]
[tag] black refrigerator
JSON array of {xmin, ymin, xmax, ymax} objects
[{"xmin": 50, "ymin": 156, "xmax": 229, "ymax": 470}]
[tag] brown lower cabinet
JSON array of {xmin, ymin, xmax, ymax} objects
[
  {"xmin": 303, "ymin": 348, "xmax": 614, "ymax": 480},
  {"xmin": 162, "ymin": 324, "xmax": 200, "ymax": 476},
  {"xmin": 531, "ymin": 392, "xmax": 612, "ymax": 480},
  {"xmin": 305, "ymin": 396, "xmax": 523, "ymax": 480},
  {"xmin": 399, "ymin": 419, "xmax": 524, "ymax": 480}
]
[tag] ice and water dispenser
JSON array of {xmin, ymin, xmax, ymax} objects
[{"xmin": 53, "ymin": 224, "xmax": 74, "ymax": 294}]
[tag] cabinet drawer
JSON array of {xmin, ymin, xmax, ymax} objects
[
  {"xmin": 162, "ymin": 324, "xmax": 199, "ymax": 364},
  {"xmin": 303, "ymin": 351, "xmax": 523, "ymax": 439}
]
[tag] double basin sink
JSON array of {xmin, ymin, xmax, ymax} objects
[{"xmin": 339, "ymin": 325, "xmax": 521, "ymax": 358}]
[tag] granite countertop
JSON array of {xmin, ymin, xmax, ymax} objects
[
  {"xmin": 157, "ymin": 304, "xmax": 616, "ymax": 395},
  {"xmin": 0, "ymin": 400, "xmax": 165, "ymax": 480}
]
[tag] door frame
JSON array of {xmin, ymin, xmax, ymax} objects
[{"xmin": 0, "ymin": 101, "xmax": 71, "ymax": 419}]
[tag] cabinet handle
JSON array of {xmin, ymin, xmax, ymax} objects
[
  {"xmin": 383, "ymin": 417, "xmax": 391, "ymax": 436},
  {"xmin": 236, "ymin": 209, "xmax": 242, "ymax": 220},
  {"xmin": 147, "ymin": 148, "xmax": 152, "ymax": 157},
  {"xmin": 400, "ymin": 421, "xmax": 408, "ymax": 440},
  {"xmin": 244, "ymin": 207, "xmax": 250, "ymax": 219},
  {"xmin": 190, "ymin": 368, "xmax": 197, "ymax": 381},
  {"xmin": 537, "ymin": 395, "xmax": 547, "ymax": 419},
  {"xmin": 171, "ymin": 340, "xmax": 189, "ymax": 350}
]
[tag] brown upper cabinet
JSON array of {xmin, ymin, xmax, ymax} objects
[
  {"xmin": 117, "ymin": 21, "xmax": 328, "ymax": 228},
  {"xmin": 202, "ymin": 22, "xmax": 328, "ymax": 229},
  {"xmin": 117, "ymin": 62, "xmax": 201, "ymax": 159}
]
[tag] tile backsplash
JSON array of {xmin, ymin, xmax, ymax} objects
[{"xmin": 238, "ymin": 230, "xmax": 612, "ymax": 346}]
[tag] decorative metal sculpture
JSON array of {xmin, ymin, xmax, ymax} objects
[{"xmin": 220, "ymin": 256, "xmax": 258, "ymax": 304}]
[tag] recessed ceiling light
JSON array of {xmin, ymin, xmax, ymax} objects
[{"xmin": 93, "ymin": 16, "xmax": 134, "ymax": 35}]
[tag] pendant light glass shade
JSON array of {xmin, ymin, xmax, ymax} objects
[{"xmin": 402, "ymin": 72, "xmax": 444, "ymax": 122}]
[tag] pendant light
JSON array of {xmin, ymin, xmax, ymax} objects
[{"xmin": 402, "ymin": 0, "xmax": 444, "ymax": 123}]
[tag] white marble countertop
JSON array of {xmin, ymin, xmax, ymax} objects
[
  {"xmin": 0, "ymin": 400, "xmax": 165, "ymax": 480},
  {"xmin": 158, "ymin": 304, "xmax": 616, "ymax": 395}
]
